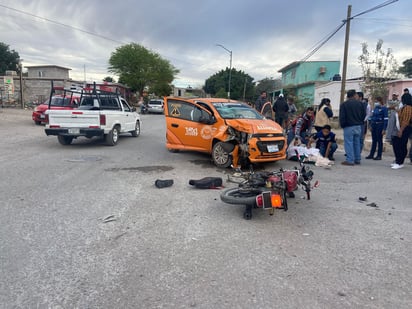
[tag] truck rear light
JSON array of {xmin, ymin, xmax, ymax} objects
[
  {"xmin": 100, "ymin": 114, "xmax": 106, "ymax": 125},
  {"xmin": 44, "ymin": 114, "xmax": 49, "ymax": 124},
  {"xmin": 49, "ymin": 125, "xmax": 61, "ymax": 128},
  {"xmin": 72, "ymin": 111, "xmax": 83, "ymax": 115}
]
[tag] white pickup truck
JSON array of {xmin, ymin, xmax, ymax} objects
[{"xmin": 45, "ymin": 90, "xmax": 141, "ymax": 146}]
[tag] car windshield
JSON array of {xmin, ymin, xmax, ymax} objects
[
  {"xmin": 45, "ymin": 97, "xmax": 72, "ymax": 107},
  {"xmin": 212, "ymin": 102, "xmax": 264, "ymax": 120}
]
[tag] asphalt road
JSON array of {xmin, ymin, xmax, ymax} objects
[{"xmin": 1, "ymin": 108, "xmax": 411, "ymax": 309}]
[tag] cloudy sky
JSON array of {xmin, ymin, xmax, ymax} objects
[{"xmin": 1, "ymin": 0, "xmax": 410, "ymax": 88}]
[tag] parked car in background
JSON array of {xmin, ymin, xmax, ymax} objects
[
  {"xmin": 147, "ymin": 99, "xmax": 164, "ymax": 114},
  {"xmin": 32, "ymin": 95, "xmax": 80, "ymax": 125},
  {"xmin": 163, "ymin": 97, "xmax": 287, "ymax": 168}
]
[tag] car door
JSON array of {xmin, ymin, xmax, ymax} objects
[
  {"xmin": 164, "ymin": 98, "xmax": 214, "ymax": 151},
  {"xmin": 120, "ymin": 99, "xmax": 136, "ymax": 131}
]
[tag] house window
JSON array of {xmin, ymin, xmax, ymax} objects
[
  {"xmin": 291, "ymin": 69, "xmax": 296, "ymax": 79},
  {"xmin": 38, "ymin": 71, "xmax": 45, "ymax": 77}
]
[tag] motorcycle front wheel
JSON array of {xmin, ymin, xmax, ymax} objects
[{"xmin": 220, "ymin": 187, "xmax": 263, "ymax": 205}]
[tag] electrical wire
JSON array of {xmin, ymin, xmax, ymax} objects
[
  {"xmin": 299, "ymin": 0, "xmax": 399, "ymax": 63},
  {"xmin": 0, "ymin": 3, "xmax": 125, "ymax": 45}
]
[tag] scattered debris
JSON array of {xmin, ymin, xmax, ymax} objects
[
  {"xmin": 155, "ymin": 179, "xmax": 174, "ymax": 188},
  {"xmin": 189, "ymin": 177, "xmax": 223, "ymax": 189},
  {"xmin": 366, "ymin": 202, "xmax": 378, "ymax": 208},
  {"xmin": 337, "ymin": 291, "xmax": 346, "ymax": 297},
  {"xmin": 103, "ymin": 215, "xmax": 116, "ymax": 223},
  {"xmin": 358, "ymin": 196, "xmax": 368, "ymax": 202}
]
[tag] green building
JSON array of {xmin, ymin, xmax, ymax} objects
[{"xmin": 277, "ymin": 60, "xmax": 341, "ymax": 107}]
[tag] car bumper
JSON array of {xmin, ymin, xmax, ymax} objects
[
  {"xmin": 45, "ymin": 128, "xmax": 104, "ymax": 138},
  {"xmin": 147, "ymin": 108, "xmax": 164, "ymax": 113},
  {"xmin": 32, "ymin": 112, "xmax": 45, "ymax": 122},
  {"xmin": 248, "ymin": 138, "xmax": 287, "ymax": 162}
]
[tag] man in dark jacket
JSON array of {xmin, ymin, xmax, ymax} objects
[
  {"xmin": 339, "ymin": 89, "xmax": 366, "ymax": 166},
  {"xmin": 254, "ymin": 91, "xmax": 267, "ymax": 113},
  {"xmin": 272, "ymin": 94, "xmax": 289, "ymax": 128}
]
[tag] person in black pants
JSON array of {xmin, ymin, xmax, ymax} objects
[{"xmin": 365, "ymin": 97, "xmax": 388, "ymax": 160}]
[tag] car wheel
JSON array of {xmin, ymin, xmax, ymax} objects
[
  {"xmin": 131, "ymin": 120, "xmax": 140, "ymax": 137},
  {"xmin": 57, "ymin": 135, "xmax": 73, "ymax": 145},
  {"xmin": 212, "ymin": 141, "xmax": 232, "ymax": 168},
  {"xmin": 105, "ymin": 125, "xmax": 120, "ymax": 146},
  {"xmin": 34, "ymin": 121, "xmax": 42, "ymax": 125}
]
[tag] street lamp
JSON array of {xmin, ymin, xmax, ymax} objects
[{"xmin": 216, "ymin": 44, "xmax": 232, "ymax": 99}]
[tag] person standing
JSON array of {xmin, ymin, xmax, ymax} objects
[
  {"xmin": 357, "ymin": 91, "xmax": 370, "ymax": 152},
  {"xmin": 272, "ymin": 94, "xmax": 289, "ymax": 128},
  {"xmin": 286, "ymin": 97, "xmax": 297, "ymax": 129},
  {"xmin": 391, "ymin": 92, "xmax": 412, "ymax": 169},
  {"xmin": 385, "ymin": 100, "xmax": 400, "ymax": 165},
  {"xmin": 339, "ymin": 89, "xmax": 366, "ymax": 166},
  {"xmin": 314, "ymin": 98, "xmax": 333, "ymax": 132},
  {"xmin": 399, "ymin": 88, "xmax": 410, "ymax": 109},
  {"xmin": 365, "ymin": 97, "xmax": 388, "ymax": 160},
  {"xmin": 255, "ymin": 91, "xmax": 267, "ymax": 113}
]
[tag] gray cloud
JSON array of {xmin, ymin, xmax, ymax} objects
[{"xmin": 1, "ymin": 0, "xmax": 410, "ymax": 87}]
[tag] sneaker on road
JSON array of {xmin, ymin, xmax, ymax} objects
[{"xmin": 391, "ymin": 164, "xmax": 404, "ymax": 169}]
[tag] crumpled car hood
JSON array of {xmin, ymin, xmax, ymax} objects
[{"xmin": 225, "ymin": 119, "xmax": 283, "ymax": 134}]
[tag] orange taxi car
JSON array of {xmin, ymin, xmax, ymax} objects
[{"xmin": 164, "ymin": 97, "xmax": 287, "ymax": 168}]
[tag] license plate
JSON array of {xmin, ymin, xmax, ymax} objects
[
  {"xmin": 267, "ymin": 144, "xmax": 279, "ymax": 152},
  {"xmin": 40, "ymin": 114, "xmax": 45, "ymax": 119},
  {"xmin": 68, "ymin": 128, "xmax": 80, "ymax": 134}
]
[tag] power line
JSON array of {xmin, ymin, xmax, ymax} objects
[
  {"xmin": 299, "ymin": 0, "xmax": 399, "ymax": 62},
  {"xmin": 350, "ymin": 0, "xmax": 399, "ymax": 19},
  {"xmin": 0, "ymin": 3, "xmax": 126, "ymax": 45},
  {"xmin": 300, "ymin": 22, "xmax": 346, "ymax": 62}
]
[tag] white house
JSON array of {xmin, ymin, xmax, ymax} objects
[{"xmin": 314, "ymin": 80, "xmax": 363, "ymax": 116}]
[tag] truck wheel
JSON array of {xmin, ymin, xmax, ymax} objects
[
  {"xmin": 57, "ymin": 136, "xmax": 73, "ymax": 145},
  {"xmin": 105, "ymin": 125, "xmax": 120, "ymax": 146},
  {"xmin": 130, "ymin": 120, "xmax": 140, "ymax": 137},
  {"xmin": 212, "ymin": 141, "xmax": 232, "ymax": 168}
]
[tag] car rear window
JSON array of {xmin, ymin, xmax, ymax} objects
[
  {"xmin": 149, "ymin": 100, "xmax": 163, "ymax": 105},
  {"xmin": 48, "ymin": 97, "xmax": 71, "ymax": 107}
]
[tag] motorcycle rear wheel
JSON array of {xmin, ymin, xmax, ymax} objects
[{"xmin": 220, "ymin": 187, "xmax": 263, "ymax": 205}]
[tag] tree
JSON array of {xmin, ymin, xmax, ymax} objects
[
  {"xmin": 0, "ymin": 42, "xmax": 20, "ymax": 75},
  {"xmin": 398, "ymin": 58, "xmax": 412, "ymax": 78},
  {"xmin": 255, "ymin": 77, "xmax": 282, "ymax": 98},
  {"xmin": 108, "ymin": 43, "xmax": 179, "ymax": 96},
  {"xmin": 358, "ymin": 39, "xmax": 398, "ymax": 99},
  {"xmin": 103, "ymin": 76, "xmax": 115, "ymax": 82},
  {"xmin": 204, "ymin": 68, "xmax": 254, "ymax": 101}
]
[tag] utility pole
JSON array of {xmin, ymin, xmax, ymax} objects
[
  {"xmin": 340, "ymin": 5, "xmax": 352, "ymax": 105},
  {"xmin": 19, "ymin": 59, "xmax": 24, "ymax": 109}
]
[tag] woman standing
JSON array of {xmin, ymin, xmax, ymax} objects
[
  {"xmin": 391, "ymin": 93, "xmax": 412, "ymax": 169},
  {"xmin": 314, "ymin": 98, "xmax": 333, "ymax": 132},
  {"xmin": 366, "ymin": 97, "xmax": 388, "ymax": 160}
]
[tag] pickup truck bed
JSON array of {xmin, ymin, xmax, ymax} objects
[{"xmin": 45, "ymin": 90, "xmax": 141, "ymax": 146}]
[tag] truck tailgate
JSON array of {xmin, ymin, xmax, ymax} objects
[{"xmin": 47, "ymin": 110, "xmax": 100, "ymax": 127}]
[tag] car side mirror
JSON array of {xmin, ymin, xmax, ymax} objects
[{"xmin": 132, "ymin": 107, "xmax": 136, "ymax": 112}]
